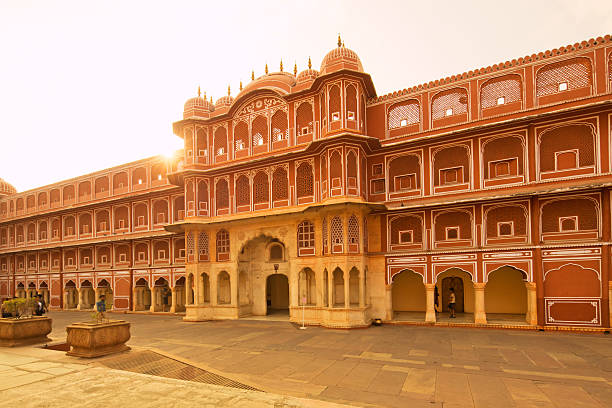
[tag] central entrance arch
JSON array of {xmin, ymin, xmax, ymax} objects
[
  {"xmin": 266, "ymin": 274, "xmax": 289, "ymax": 315},
  {"xmin": 237, "ymin": 234, "xmax": 290, "ymax": 317},
  {"xmin": 441, "ymin": 276, "xmax": 464, "ymax": 312}
]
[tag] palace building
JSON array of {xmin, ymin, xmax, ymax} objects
[{"xmin": 2, "ymin": 35, "xmax": 612, "ymax": 329}]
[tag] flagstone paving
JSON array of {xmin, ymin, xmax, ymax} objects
[{"xmin": 12, "ymin": 311, "xmax": 612, "ymax": 407}]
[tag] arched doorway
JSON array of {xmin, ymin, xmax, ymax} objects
[
  {"xmin": 79, "ymin": 280, "xmax": 95, "ymax": 310},
  {"xmin": 266, "ymin": 274, "xmax": 289, "ymax": 315},
  {"xmin": 237, "ymin": 235, "xmax": 289, "ymax": 317},
  {"xmin": 391, "ymin": 269, "xmax": 426, "ymax": 321},
  {"xmin": 64, "ymin": 280, "xmax": 78, "ymax": 309},
  {"xmin": 151, "ymin": 278, "xmax": 170, "ymax": 312},
  {"xmin": 174, "ymin": 276, "xmax": 186, "ymax": 312},
  {"xmin": 134, "ymin": 278, "xmax": 151, "ymax": 311},
  {"xmin": 441, "ymin": 277, "xmax": 464, "ymax": 312},
  {"xmin": 27, "ymin": 282, "xmax": 37, "ymax": 299},
  {"xmin": 435, "ymin": 268, "xmax": 474, "ymax": 321},
  {"xmin": 97, "ymin": 279, "xmax": 113, "ymax": 310},
  {"xmin": 16, "ymin": 282, "xmax": 26, "ymax": 298},
  {"xmin": 485, "ymin": 266, "xmax": 528, "ymax": 323},
  {"xmin": 39, "ymin": 281, "xmax": 50, "ymax": 306}
]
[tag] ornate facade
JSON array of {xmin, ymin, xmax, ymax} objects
[{"xmin": 2, "ymin": 35, "xmax": 612, "ymax": 329}]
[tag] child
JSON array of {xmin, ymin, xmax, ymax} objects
[{"xmin": 449, "ymin": 288, "xmax": 456, "ymax": 318}]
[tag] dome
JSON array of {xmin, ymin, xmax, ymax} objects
[
  {"xmin": 297, "ymin": 68, "xmax": 319, "ymax": 83},
  {"xmin": 236, "ymin": 72, "xmax": 296, "ymax": 99},
  {"xmin": 183, "ymin": 95, "xmax": 212, "ymax": 119},
  {"xmin": 215, "ymin": 95, "xmax": 234, "ymax": 108},
  {"xmin": 320, "ymin": 43, "xmax": 363, "ymax": 75},
  {"xmin": 183, "ymin": 96, "xmax": 210, "ymax": 112},
  {"xmin": 0, "ymin": 178, "xmax": 16, "ymax": 197}
]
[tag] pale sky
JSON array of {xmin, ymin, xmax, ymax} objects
[{"xmin": 1, "ymin": 0, "xmax": 610, "ymax": 192}]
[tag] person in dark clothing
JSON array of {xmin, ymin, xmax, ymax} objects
[
  {"xmin": 34, "ymin": 294, "xmax": 45, "ymax": 316},
  {"xmin": 434, "ymin": 286, "xmax": 439, "ymax": 313},
  {"xmin": 96, "ymin": 294, "xmax": 107, "ymax": 320}
]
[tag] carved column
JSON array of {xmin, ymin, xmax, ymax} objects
[
  {"xmin": 344, "ymin": 270, "xmax": 350, "ymax": 308},
  {"xmin": 170, "ymin": 286, "xmax": 177, "ymax": 313},
  {"xmin": 473, "ymin": 282, "xmax": 487, "ymax": 324},
  {"xmin": 385, "ymin": 284, "xmax": 393, "ymax": 320},
  {"xmin": 149, "ymin": 286, "xmax": 157, "ymax": 312},
  {"xmin": 327, "ymin": 268, "xmax": 333, "ymax": 308},
  {"xmin": 77, "ymin": 288, "xmax": 84, "ymax": 310},
  {"xmin": 359, "ymin": 269, "xmax": 365, "ymax": 308},
  {"xmin": 525, "ymin": 282, "xmax": 538, "ymax": 325},
  {"xmin": 425, "ymin": 283, "xmax": 437, "ymax": 323}
]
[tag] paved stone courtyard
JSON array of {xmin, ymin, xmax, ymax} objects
[{"xmin": 6, "ymin": 311, "xmax": 612, "ymax": 407}]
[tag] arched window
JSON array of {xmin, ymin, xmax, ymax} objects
[
  {"xmin": 214, "ymin": 127, "xmax": 227, "ymax": 158},
  {"xmin": 346, "ymin": 150, "xmax": 358, "ymax": 194},
  {"xmin": 296, "ymin": 162, "xmax": 314, "ymax": 200},
  {"xmin": 388, "ymin": 100, "xmax": 419, "ymax": 129},
  {"xmin": 198, "ymin": 231, "xmax": 209, "ymax": 261},
  {"xmin": 347, "ymin": 215, "xmax": 359, "ymax": 252},
  {"xmin": 272, "ymin": 167, "xmax": 288, "ymax": 203},
  {"xmin": 215, "ymin": 179, "xmax": 229, "ymax": 212},
  {"xmin": 235, "ymin": 175, "xmax": 250, "ymax": 207},
  {"xmin": 480, "ymin": 75, "xmax": 522, "ymax": 110},
  {"xmin": 331, "ymin": 216, "xmax": 343, "ymax": 253},
  {"xmin": 431, "ymin": 88, "xmax": 468, "ymax": 121},
  {"xmin": 216, "ymin": 229, "xmax": 230, "ymax": 261},
  {"xmin": 329, "ymin": 85, "xmax": 341, "ymax": 122},
  {"xmin": 253, "ymin": 171, "xmax": 269, "ymax": 205},
  {"xmin": 234, "ymin": 121, "xmax": 248, "ymax": 152},
  {"xmin": 269, "ymin": 244, "xmax": 283, "ymax": 260},
  {"xmin": 197, "ymin": 180, "xmax": 208, "ymax": 215},
  {"xmin": 271, "ymin": 110, "xmax": 288, "ymax": 142},
  {"xmin": 252, "ymin": 115, "xmax": 268, "ymax": 148},
  {"xmin": 296, "ymin": 102, "xmax": 313, "ymax": 136},
  {"xmin": 322, "ymin": 217, "xmax": 328, "ymax": 254},
  {"xmin": 185, "ymin": 232, "xmax": 194, "ymax": 262},
  {"xmin": 345, "ymin": 84, "xmax": 357, "ymax": 125},
  {"xmin": 217, "ymin": 271, "xmax": 231, "ymax": 304},
  {"xmin": 536, "ymin": 57, "xmax": 592, "ymax": 98},
  {"xmin": 297, "ymin": 220, "xmax": 315, "ymax": 256},
  {"xmin": 298, "ymin": 268, "xmax": 316, "ymax": 306}
]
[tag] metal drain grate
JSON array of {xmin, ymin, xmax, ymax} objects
[{"xmin": 97, "ymin": 350, "xmax": 261, "ymax": 392}]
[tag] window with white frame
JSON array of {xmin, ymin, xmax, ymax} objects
[
  {"xmin": 445, "ymin": 226, "xmax": 460, "ymax": 240},
  {"xmin": 559, "ymin": 216, "xmax": 578, "ymax": 232},
  {"xmin": 497, "ymin": 221, "xmax": 514, "ymax": 237},
  {"xmin": 399, "ymin": 230, "xmax": 413, "ymax": 244}
]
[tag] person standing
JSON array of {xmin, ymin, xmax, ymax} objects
[
  {"xmin": 96, "ymin": 294, "xmax": 107, "ymax": 320},
  {"xmin": 448, "ymin": 287, "xmax": 456, "ymax": 318},
  {"xmin": 34, "ymin": 294, "xmax": 45, "ymax": 316}
]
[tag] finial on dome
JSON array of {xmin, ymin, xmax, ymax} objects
[
  {"xmin": 240, "ymin": 80, "xmax": 243, "ymax": 91},
  {"xmin": 308, "ymin": 56, "xmax": 312, "ymax": 69},
  {"xmin": 293, "ymin": 62, "xmax": 297, "ymax": 75},
  {"xmin": 280, "ymin": 59, "xmax": 283, "ymax": 72},
  {"xmin": 227, "ymin": 85, "xmax": 231, "ymax": 96},
  {"xmin": 251, "ymin": 70, "xmax": 254, "ymax": 80},
  {"xmin": 265, "ymin": 63, "xmax": 268, "ymax": 74},
  {"xmin": 337, "ymin": 34, "xmax": 342, "ymax": 47},
  {"xmin": 210, "ymin": 96, "xmax": 213, "ymax": 103},
  {"xmin": 197, "ymin": 86, "xmax": 201, "ymax": 97},
  {"xmin": 203, "ymin": 91, "xmax": 206, "ymax": 99},
  {"xmin": 342, "ymin": 41, "xmax": 345, "ymax": 47}
]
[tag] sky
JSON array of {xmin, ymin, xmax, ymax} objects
[{"xmin": 0, "ymin": 0, "xmax": 611, "ymax": 192}]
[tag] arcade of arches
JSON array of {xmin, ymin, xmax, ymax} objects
[{"xmin": 388, "ymin": 266, "xmax": 536, "ymax": 324}]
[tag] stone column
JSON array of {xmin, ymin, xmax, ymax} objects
[
  {"xmin": 149, "ymin": 286, "xmax": 157, "ymax": 312},
  {"xmin": 344, "ymin": 270, "xmax": 350, "ymax": 308},
  {"xmin": 425, "ymin": 284, "xmax": 437, "ymax": 323},
  {"xmin": 77, "ymin": 288, "xmax": 84, "ymax": 310},
  {"xmin": 385, "ymin": 284, "xmax": 393, "ymax": 320},
  {"xmin": 359, "ymin": 269, "xmax": 365, "ymax": 308},
  {"xmin": 609, "ymin": 283, "xmax": 612, "ymax": 329},
  {"xmin": 63, "ymin": 291, "xmax": 69, "ymax": 309},
  {"xmin": 230, "ymin": 270, "xmax": 238, "ymax": 307},
  {"xmin": 525, "ymin": 282, "xmax": 538, "ymax": 325},
  {"xmin": 170, "ymin": 286, "xmax": 177, "ymax": 313},
  {"xmin": 315, "ymin": 270, "xmax": 323, "ymax": 307},
  {"xmin": 327, "ymin": 269, "xmax": 333, "ymax": 308},
  {"xmin": 473, "ymin": 283, "xmax": 487, "ymax": 324}
]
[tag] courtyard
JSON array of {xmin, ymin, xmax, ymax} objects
[{"xmin": 25, "ymin": 311, "xmax": 612, "ymax": 407}]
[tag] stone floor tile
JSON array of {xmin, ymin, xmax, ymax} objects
[
  {"xmin": 538, "ymin": 383, "xmax": 603, "ymax": 408},
  {"xmin": 0, "ymin": 353, "xmax": 39, "ymax": 366},
  {"xmin": 310, "ymin": 359, "xmax": 359, "ymax": 386},
  {"xmin": 400, "ymin": 367, "xmax": 436, "ymax": 398},
  {"xmin": 336, "ymin": 362, "xmax": 381, "ymax": 390},
  {"xmin": 0, "ymin": 372, "xmax": 53, "ymax": 391},
  {"xmin": 434, "ymin": 370, "xmax": 474, "ymax": 408},
  {"xmin": 468, "ymin": 374, "xmax": 514, "ymax": 408},
  {"xmin": 503, "ymin": 378, "xmax": 555, "ymax": 407},
  {"xmin": 366, "ymin": 368, "xmax": 406, "ymax": 395}
]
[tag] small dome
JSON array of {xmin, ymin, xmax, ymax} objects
[
  {"xmin": 297, "ymin": 68, "xmax": 319, "ymax": 83},
  {"xmin": 320, "ymin": 45, "xmax": 363, "ymax": 75},
  {"xmin": 215, "ymin": 95, "xmax": 234, "ymax": 108},
  {"xmin": 183, "ymin": 95, "xmax": 212, "ymax": 119},
  {"xmin": 0, "ymin": 178, "xmax": 16, "ymax": 197},
  {"xmin": 183, "ymin": 96, "xmax": 210, "ymax": 112}
]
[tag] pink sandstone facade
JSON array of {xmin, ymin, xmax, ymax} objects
[{"xmin": 2, "ymin": 35, "xmax": 612, "ymax": 329}]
